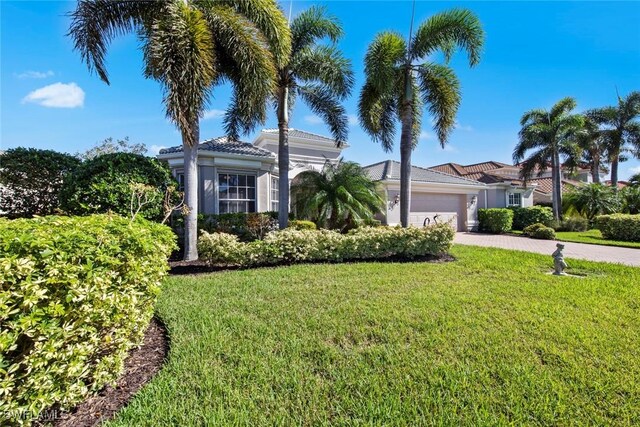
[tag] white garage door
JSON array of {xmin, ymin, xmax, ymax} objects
[{"xmin": 409, "ymin": 193, "xmax": 466, "ymax": 231}]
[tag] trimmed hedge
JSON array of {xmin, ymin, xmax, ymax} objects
[
  {"xmin": 288, "ymin": 220, "xmax": 317, "ymax": 230},
  {"xmin": 0, "ymin": 215, "xmax": 176, "ymax": 424},
  {"xmin": 523, "ymin": 223, "xmax": 556, "ymax": 240},
  {"xmin": 198, "ymin": 223, "xmax": 455, "ymax": 267},
  {"xmin": 478, "ymin": 208, "xmax": 513, "ymax": 234},
  {"xmin": 554, "ymin": 216, "xmax": 589, "ymax": 232},
  {"xmin": 509, "ymin": 206, "xmax": 553, "ymax": 230},
  {"xmin": 174, "ymin": 212, "xmax": 279, "ymax": 242},
  {"xmin": 594, "ymin": 214, "xmax": 640, "ymax": 242}
]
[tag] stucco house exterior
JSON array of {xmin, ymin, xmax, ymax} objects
[{"xmin": 159, "ymin": 129, "xmax": 495, "ymax": 230}]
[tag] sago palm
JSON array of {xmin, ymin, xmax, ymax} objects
[
  {"xmin": 513, "ymin": 97, "xmax": 584, "ymax": 221},
  {"xmin": 68, "ymin": 0, "xmax": 291, "ymax": 260},
  {"xmin": 274, "ymin": 6, "xmax": 354, "ymax": 229},
  {"xmin": 291, "ymin": 160, "xmax": 384, "ymax": 231},
  {"xmin": 563, "ymin": 183, "xmax": 621, "ymax": 221},
  {"xmin": 358, "ymin": 9, "xmax": 484, "ymax": 227},
  {"xmin": 588, "ymin": 91, "xmax": 640, "ymax": 188}
]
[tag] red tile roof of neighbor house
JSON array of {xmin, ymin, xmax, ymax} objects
[
  {"xmin": 528, "ymin": 177, "xmax": 582, "ymax": 194},
  {"xmin": 430, "ymin": 161, "xmax": 531, "ymax": 187},
  {"xmin": 605, "ymin": 180, "xmax": 629, "ymax": 189}
]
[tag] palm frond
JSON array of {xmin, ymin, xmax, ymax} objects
[
  {"xmin": 411, "ymin": 8, "xmax": 484, "ymax": 66},
  {"xmin": 297, "ymin": 84, "xmax": 349, "ymax": 146},
  {"xmin": 363, "ymin": 31, "xmax": 406, "ymax": 94},
  {"xmin": 416, "ymin": 63, "xmax": 460, "ymax": 145},
  {"xmin": 290, "ymin": 45, "xmax": 354, "ymax": 99},
  {"xmin": 290, "ymin": 6, "xmax": 342, "ymax": 55},
  {"xmin": 358, "ymin": 81, "xmax": 398, "ymax": 152}
]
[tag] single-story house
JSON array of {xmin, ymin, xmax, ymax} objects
[
  {"xmin": 159, "ymin": 129, "xmax": 491, "ymax": 230},
  {"xmin": 362, "ymin": 160, "xmax": 486, "ymax": 231}
]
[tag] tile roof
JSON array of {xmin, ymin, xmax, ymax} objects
[
  {"xmin": 429, "ymin": 163, "xmax": 468, "ymax": 176},
  {"xmin": 363, "ymin": 160, "xmax": 485, "ymax": 187},
  {"xmin": 261, "ymin": 128, "xmax": 337, "ymax": 144},
  {"xmin": 159, "ymin": 136, "xmax": 275, "ymax": 158},
  {"xmin": 529, "ymin": 177, "xmax": 582, "ymax": 194},
  {"xmin": 462, "ymin": 161, "xmax": 512, "ymax": 174}
]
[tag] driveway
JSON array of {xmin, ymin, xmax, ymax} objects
[{"xmin": 454, "ymin": 232, "xmax": 639, "ymax": 267}]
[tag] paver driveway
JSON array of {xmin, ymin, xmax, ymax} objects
[{"xmin": 454, "ymin": 232, "xmax": 639, "ymax": 267}]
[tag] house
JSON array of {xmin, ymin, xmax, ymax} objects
[
  {"xmin": 158, "ymin": 129, "xmax": 487, "ymax": 231},
  {"xmin": 430, "ymin": 161, "xmax": 537, "ymax": 208},
  {"xmin": 158, "ymin": 129, "xmax": 345, "ymax": 215},
  {"xmin": 362, "ymin": 160, "xmax": 486, "ymax": 231}
]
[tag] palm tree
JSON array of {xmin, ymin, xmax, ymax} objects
[
  {"xmin": 629, "ymin": 172, "xmax": 640, "ymax": 187},
  {"xmin": 588, "ymin": 91, "xmax": 640, "ymax": 188},
  {"xmin": 572, "ymin": 114, "xmax": 607, "ymax": 184},
  {"xmin": 68, "ymin": 0, "xmax": 291, "ymax": 260},
  {"xmin": 513, "ymin": 97, "xmax": 584, "ymax": 221},
  {"xmin": 291, "ymin": 160, "xmax": 384, "ymax": 231},
  {"xmin": 563, "ymin": 183, "xmax": 621, "ymax": 221},
  {"xmin": 358, "ymin": 9, "xmax": 484, "ymax": 227},
  {"xmin": 274, "ymin": 6, "xmax": 354, "ymax": 229}
]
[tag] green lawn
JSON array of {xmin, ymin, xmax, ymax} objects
[
  {"xmin": 109, "ymin": 246, "xmax": 639, "ymax": 426},
  {"xmin": 554, "ymin": 229, "xmax": 640, "ymax": 249}
]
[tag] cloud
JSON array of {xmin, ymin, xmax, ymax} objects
[
  {"xmin": 454, "ymin": 121, "xmax": 473, "ymax": 132},
  {"xmin": 149, "ymin": 145, "xmax": 168, "ymax": 155},
  {"xmin": 22, "ymin": 82, "xmax": 85, "ymax": 108},
  {"xmin": 419, "ymin": 130, "xmax": 435, "ymax": 141},
  {"xmin": 348, "ymin": 114, "xmax": 358, "ymax": 126},
  {"xmin": 304, "ymin": 115, "xmax": 323, "ymax": 125},
  {"xmin": 16, "ymin": 70, "xmax": 54, "ymax": 79},
  {"xmin": 202, "ymin": 109, "xmax": 225, "ymax": 120},
  {"xmin": 441, "ymin": 144, "xmax": 458, "ymax": 153},
  {"xmin": 629, "ymin": 166, "xmax": 640, "ymax": 174}
]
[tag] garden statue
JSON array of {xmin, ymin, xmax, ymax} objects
[{"xmin": 552, "ymin": 243, "xmax": 568, "ymax": 276}]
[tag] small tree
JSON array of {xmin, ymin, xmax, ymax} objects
[
  {"xmin": 291, "ymin": 160, "xmax": 384, "ymax": 231},
  {"xmin": 60, "ymin": 152, "xmax": 176, "ymax": 221},
  {"xmin": 620, "ymin": 186, "xmax": 640, "ymax": 214},
  {"xmin": 80, "ymin": 136, "xmax": 147, "ymax": 160},
  {"xmin": 0, "ymin": 148, "xmax": 80, "ymax": 218},
  {"xmin": 563, "ymin": 183, "xmax": 621, "ymax": 221}
]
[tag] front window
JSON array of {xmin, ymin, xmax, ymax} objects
[
  {"xmin": 218, "ymin": 173, "xmax": 256, "ymax": 213},
  {"xmin": 508, "ymin": 192, "xmax": 522, "ymax": 207},
  {"xmin": 271, "ymin": 177, "xmax": 279, "ymax": 211},
  {"xmin": 176, "ymin": 172, "xmax": 184, "ymax": 192}
]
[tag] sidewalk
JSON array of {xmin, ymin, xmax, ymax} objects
[{"xmin": 454, "ymin": 232, "xmax": 639, "ymax": 267}]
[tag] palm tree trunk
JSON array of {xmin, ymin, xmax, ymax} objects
[
  {"xmin": 183, "ymin": 121, "xmax": 199, "ymax": 261},
  {"xmin": 610, "ymin": 156, "xmax": 619, "ymax": 189},
  {"xmin": 277, "ymin": 86, "xmax": 290, "ymax": 229},
  {"xmin": 399, "ymin": 68, "xmax": 413, "ymax": 228},
  {"xmin": 552, "ymin": 147, "xmax": 563, "ymax": 221},
  {"xmin": 591, "ymin": 156, "xmax": 601, "ymax": 184}
]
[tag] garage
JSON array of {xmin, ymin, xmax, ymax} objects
[{"xmin": 409, "ymin": 192, "xmax": 467, "ymax": 230}]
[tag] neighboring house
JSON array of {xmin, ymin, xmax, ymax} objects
[
  {"xmin": 158, "ymin": 129, "xmax": 345, "ymax": 215},
  {"xmin": 430, "ymin": 161, "xmax": 536, "ymax": 208},
  {"xmin": 362, "ymin": 160, "xmax": 486, "ymax": 231},
  {"xmin": 605, "ymin": 180, "xmax": 629, "ymax": 189}
]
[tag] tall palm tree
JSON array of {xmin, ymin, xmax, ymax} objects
[
  {"xmin": 358, "ymin": 9, "xmax": 484, "ymax": 227},
  {"xmin": 513, "ymin": 97, "xmax": 584, "ymax": 221},
  {"xmin": 291, "ymin": 160, "xmax": 384, "ymax": 231},
  {"xmin": 68, "ymin": 0, "xmax": 291, "ymax": 260},
  {"xmin": 274, "ymin": 6, "xmax": 354, "ymax": 229},
  {"xmin": 571, "ymin": 114, "xmax": 607, "ymax": 184},
  {"xmin": 588, "ymin": 91, "xmax": 640, "ymax": 188}
]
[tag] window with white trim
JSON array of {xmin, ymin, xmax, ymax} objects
[
  {"xmin": 507, "ymin": 192, "xmax": 522, "ymax": 207},
  {"xmin": 218, "ymin": 173, "xmax": 256, "ymax": 213},
  {"xmin": 271, "ymin": 176, "xmax": 279, "ymax": 212},
  {"xmin": 176, "ymin": 172, "xmax": 185, "ymax": 192}
]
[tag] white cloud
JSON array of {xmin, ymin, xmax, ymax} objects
[
  {"xmin": 629, "ymin": 166, "xmax": 640, "ymax": 174},
  {"xmin": 419, "ymin": 130, "xmax": 435, "ymax": 141},
  {"xmin": 304, "ymin": 114, "xmax": 323, "ymax": 125},
  {"xmin": 202, "ymin": 109, "xmax": 225, "ymax": 120},
  {"xmin": 16, "ymin": 70, "xmax": 54, "ymax": 79},
  {"xmin": 22, "ymin": 82, "xmax": 85, "ymax": 108},
  {"xmin": 441, "ymin": 144, "xmax": 458, "ymax": 153},
  {"xmin": 454, "ymin": 121, "xmax": 473, "ymax": 132},
  {"xmin": 348, "ymin": 114, "xmax": 358, "ymax": 126},
  {"xmin": 149, "ymin": 145, "xmax": 168, "ymax": 155}
]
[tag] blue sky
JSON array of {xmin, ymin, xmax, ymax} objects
[{"xmin": 2, "ymin": 1, "xmax": 639, "ymax": 179}]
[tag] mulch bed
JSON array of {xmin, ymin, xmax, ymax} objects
[
  {"xmin": 42, "ymin": 318, "xmax": 168, "ymax": 427},
  {"xmin": 169, "ymin": 254, "xmax": 456, "ymax": 276}
]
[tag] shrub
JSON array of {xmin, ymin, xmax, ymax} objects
[
  {"xmin": 0, "ymin": 215, "xmax": 176, "ymax": 424},
  {"xmin": 594, "ymin": 214, "xmax": 640, "ymax": 242},
  {"xmin": 563, "ymin": 184, "xmax": 621, "ymax": 220},
  {"xmin": 177, "ymin": 212, "xmax": 279, "ymax": 242},
  {"xmin": 198, "ymin": 223, "xmax": 455, "ymax": 267},
  {"xmin": 288, "ymin": 220, "xmax": 317, "ymax": 230},
  {"xmin": 0, "ymin": 148, "xmax": 81, "ymax": 218},
  {"xmin": 621, "ymin": 186, "xmax": 640, "ymax": 215},
  {"xmin": 509, "ymin": 206, "xmax": 553, "ymax": 230},
  {"xmin": 478, "ymin": 208, "xmax": 513, "ymax": 233},
  {"xmin": 522, "ymin": 222, "xmax": 546, "ymax": 236},
  {"xmin": 523, "ymin": 222, "xmax": 556, "ymax": 240},
  {"xmin": 555, "ymin": 216, "xmax": 589, "ymax": 232},
  {"xmin": 60, "ymin": 153, "xmax": 176, "ymax": 221}
]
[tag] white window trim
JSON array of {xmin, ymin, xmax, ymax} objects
[{"xmin": 217, "ymin": 170, "xmax": 258, "ymax": 214}]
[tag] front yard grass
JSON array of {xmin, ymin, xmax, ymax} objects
[
  {"xmin": 109, "ymin": 245, "xmax": 639, "ymax": 426},
  {"xmin": 554, "ymin": 229, "xmax": 640, "ymax": 249}
]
